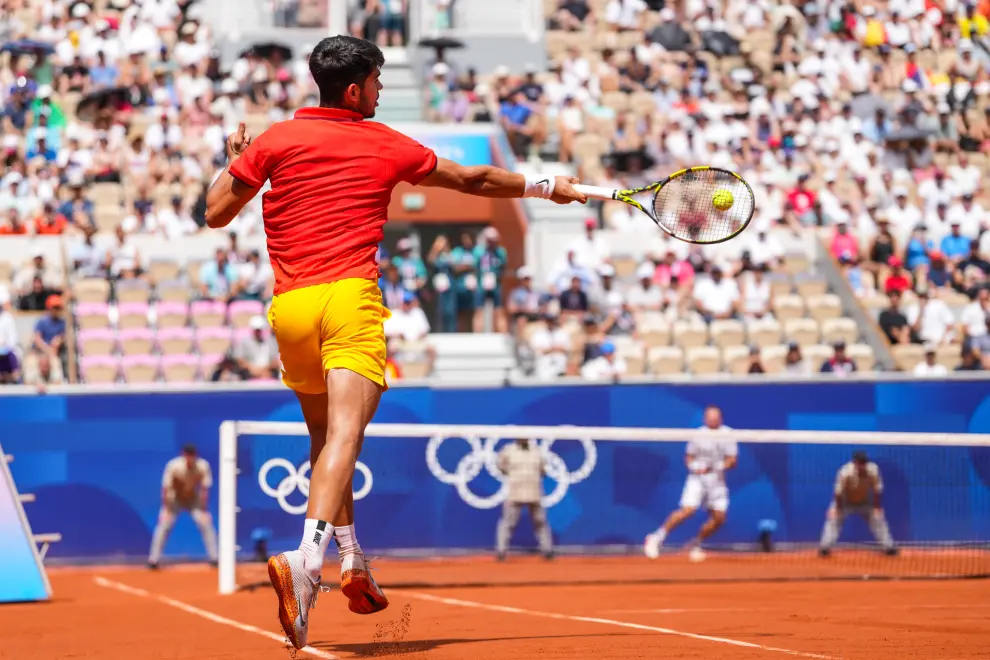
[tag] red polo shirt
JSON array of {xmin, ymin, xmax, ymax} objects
[{"xmin": 229, "ymin": 107, "xmax": 437, "ymax": 295}]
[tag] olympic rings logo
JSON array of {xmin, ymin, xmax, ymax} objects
[
  {"xmin": 425, "ymin": 434, "xmax": 597, "ymax": 510},
  {"xmin": 258, "ymin": 458, "xmax": 373, "ymax": 515}
]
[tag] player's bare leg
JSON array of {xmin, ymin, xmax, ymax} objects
[
  {"xmin": 268, "ymin": 370, "xmax": 384, "ymax": 649},
  {"xmin": 688, "ymin": 510, "xmax": 726, "ymax": 562},
  {"xmin": 645, "ymin": 506, "xmax": 696, "ymax": 559}
]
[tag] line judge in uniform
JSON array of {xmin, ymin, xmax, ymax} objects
[
  {"xmin": 819, "ymin": 451, "xmax": 899, "ymax": 557},
  {"xmin": 495, "ymin": 438, "xmax": 554, "ymax": 561},
  {"xmin": 148, "ymin": 444, "xmax": 219, "ymax": 569}
]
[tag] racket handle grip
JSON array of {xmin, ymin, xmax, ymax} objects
[{"xmin": 573, "ymin": 184, "xmax": 617, "ymax": 200}]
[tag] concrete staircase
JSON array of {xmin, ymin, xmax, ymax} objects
[{"xmin": 376, "ymin": 48, "xmax": 423, "ymax": 124}]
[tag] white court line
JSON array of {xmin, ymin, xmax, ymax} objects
[
  {"xmin": 606, "ymin": 604, "xmax": 987, "ymax": 615},
  {"xmin": 604, "ymin": 607, "xmax": 761, "ymax": 614},
  {"xmin": 93, "ymin": 577, "xmax": 337, "ymax": 660},
  {"xmin": 397, "ymin": 590, "xmax": 839, "ymax": 660}
]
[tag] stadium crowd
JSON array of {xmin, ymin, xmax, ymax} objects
[{"xmin": 0, "ymin": 0, "xmax": 988, "ymax": 386}]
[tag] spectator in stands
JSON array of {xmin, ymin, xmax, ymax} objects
[
  {"xmin": 580, "ymin": 341, "xmax": 626, "ymax": 382},
  {"xmin": 427, "ymin": 235, "xmax": 456, "ymax": 333},
  {"xmin": 548, "ymin": 249, "xmax": 595, "ymax": 293},
  {"xmin": 59, "ymin": 174, "xmax": 95, "ymax": 230},
  {"xmin": 820, "ymin": 341, "xmax": 857, "ymax": 377},
  {"xmin": 392, "ymin": 238, "xmax": 427, "ymax": 300},
  {"xmin": 602, "ymin": 301, "xmax": 637, "ymax": 338},
  {"xmin": 23, "ymin": 351, "xmax": 66, "ymax": 390},
  {"xmin": 234, "ymin": 249, "xmax": 273, "ymax": 301},
  {"xmin": 925, "ymin": 252, "xmax": 953, "ymax": 291},
  {"xmin": 904, "ymin": 224, "xmax": 934, "ymax": 273},
  {"xmin": 507, "ymin": 266, "xmax": 543, "ymax": 329},
  {"xmin": 0, "ymin": 287, "xmax": 19, "ymax": 384},
  {"xmin": 957, "ymin": 345, "xmax": 984, "ymax": 372},
  {"xmin": 883, "ymin": 256, "xmax": 912, "ymax": 295},
  {"xmin": 379, "ymin": 263, "xmax": 407, "ymax": 310},
  {"xmin": 107, "ymin": 224, "xmax": 143, "ymax": 281},
  {"xmin": 783, "ymin": 342, "xmax": 808, "ymax": 376},
  {"xmin": 830, "ymin": 221, "xmax": 859, "ymax": 262},
  {"xmin": 530, "ymin": 311, "xmax": 569, "ymax": 381},
  {"xmin": 940, "ymin": 221, "xmax": 972, "ymax": 264},
  {"xmin": 384, "ymin": 292, "xmax": 431, "ymax": 343},
  {"xmin": 590, "ymin": 264, "xmax": 624, "ymax": 318},
  {"xmin": 32, "ymin": 294, "xmax": 66, "ymax": 370},
  {"xmin": 569, "ymin": 218, "xmax": 610, "ymax": 272},
  {"xmin": 197, "ymin": 247, "xmax": 239, "ymax": 302},
  {"xmin": 474, "ymin": 227, "xmax": 508, "ymax": 332},
  {"xmin": 233, "ymin": 316, "xmax": 280, "ymax": 381},
  {"xmin": 914, "ymin": 345, "xmax": 948, "ymax": 377},
  {"xmin": 960, "ymin": 288, "xmax": 990, "ymax": 341},
  {"xmin": 739, "ymin": 263, "xmax": 773, "ymax": 320},
  {"xmin": 879, "ymin": 290, "xmax": 915, "ymax": 346},
  {"xmin": 451, "ymin": 231, "xmax": 478, "ymax": 331},
  {"xmin": 907, "ymin": 289, "xmax": 956, "ymax": 346},
  {"xmin": 745, "ymin": 346, "xmax": 766, "ymax": 374},
  {"xmin": 866, "ymin": 216, "xmax": 897, "ymax": 275},
  {"xmin": 626, "ymin": 262, "xmax": 663, "ymax": 312},
  {"xmin": 559, "ymin": 276, "xmax": 590, "ymax": 319},
  {"xmin": 693, "ymin": 266, "xmax": 739, "ymax": 323}
]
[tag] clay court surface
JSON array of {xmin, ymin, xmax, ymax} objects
[{"xmin": 3, "ymin": 556, "xmax": 989, "ymax": 660}]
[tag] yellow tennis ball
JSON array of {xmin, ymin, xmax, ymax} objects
[{"xmin": 712, "ymin": 189, "xmax": 734, "ymax": 212}]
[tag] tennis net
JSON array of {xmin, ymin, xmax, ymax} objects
[{"xmin": 217, "ymin": 422, "xmax": 990, "ymax": 593}]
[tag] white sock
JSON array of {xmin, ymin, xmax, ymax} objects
[
  {"xmin": 335, "ymin": 524, "xmax": 361, "ymax": 558},
  {"xmin": 299, "ymin": 519, "xmax": 333, "ymax": 577}
]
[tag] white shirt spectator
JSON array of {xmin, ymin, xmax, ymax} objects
[
  {"xmin": 694, "ymin": 275, "xmax": 740, "ymax": 317},
  {"xmin": 906, "ymin": 297, "xmax": 956, "ymax": 345},
  {"xmin": 238, "ymin": 259, "xmax": 274, "ymax": 298},
  {"xmin": 568, "ymin": 230, "xmax": 610, "ymax": 270},
  {"xmin": 946, "ymin": 201, "xmax": 985, "ymax": 237},
  {"xmin": 580, "ymin": 355, "xmax": 628, "ymax": 381},
  {"xmin": 144, "ymin": 119, "xmax": 184, "ymax": 152},
  {"xmin": 0, "ymin": 296, "xmax": 17, "ymax": 356},
  {"xmin": 626, "ymin": 280, "xmax": 664, "ymax": 311},
  {"xmin": 917, "ymin": 178, "xmax": 959, "ymax": 216},
  {"xmin": 745, "ymin": 232, "xmax": 784, "ymax": 266},
  {"xmin": 914, "ymin": 361, "xmax": 948, "ymax": 376},
  {"xmin": 529, "ymin": 323, "xmax": 570, "ymax": 380},
  {"xmin": 948, "ymin": 161, "xmax": 981, "ymax": 196},
  {"xmin": 605, "ymin": 0, "xmax": 647, "ymax": 29},
  {"xmin": 384, "ymin": 305, "xmax": 431, "ymax": 342},
  {"xmin": 959, "ymin": 300, "xmax": 989, "ymax": 337},
  {"xmin": 156, "ymin": 206, "xmax": 199, "ymax": 239}
]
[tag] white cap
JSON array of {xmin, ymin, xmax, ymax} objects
[
  {"xmin": 220, "ymin": 78, "xmax": 238, "ymax": 94},
  {"xmin": 892, "ymin": 185, "xmax": 909, "ymax": 197},
  {"xmin": 494, "ymin": 65, "xmax": 510, "ymax": 78},
  {"xmin": 959, "ymin": 39, "xmax": 974, "ymax": 52},
  {"xmin": 636, "ymin": 262, "xmax": 655, "ymax": 280},
  {"xmin": 37, "ymin": 84, "xmax": 52, "ymax": 99},
  {"xmin": 181, "ymin": 22, "xmax": 197, "ymax": 36},
  {"xmin": 2, "ymin": 134, "xmax": 19, "ymax": 150},
  {"xmin": 937, "ymin": 102, "xmax": 951, "ymax": 114},
  {"xmin": 861, "ymin": 5, "xmax": 876, "ymax": 16},
  {"xmin": 823, "ymin": 171, "xmax": 837, "ymax": 183},
  {"xmin": 249, "ymin": 315, "xmax": 266, "ymax": 330},
  {"xmin": 598, "ymin": 264, "xmax": 616, "ymax": 278},
  {"xmin": 432, "ymin": 62, "xmax": 450, "ymax": 77},
  {"xmin": 517, "ymin": 266, "xmax": 533, "ymax": 279},
  {"xmin": 0, "ymin": 286, "xmax": 9, "ymax": 306},
  {"xmin": 902, "ymin": 79, "xmax": 919, "ymax": 93},
  {"xmin": 71, "ymin": 2, "xmax": 90, "ymax": 18},
  {"xmin": 659, "ymin": 7, "xmax": 675, "ymax": 20},
  {"xmin": 396, "ymin": 237, "xmax": 413, "ymax": 251},
  {"xmin": 252, "ymin": 67, "xmax": 269, "ymax": 83},
  {"xmin": 524, "ymin": 62, "xmax": 537, "ymax": 73}
]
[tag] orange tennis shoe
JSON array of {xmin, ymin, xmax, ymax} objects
[
  {"xmin": 340, "ymin": 553, "xmax": 389, "ymax": 615},
  {"xmin": 268, "ymin": 550, "xmax": 322, "ymax": 649}
]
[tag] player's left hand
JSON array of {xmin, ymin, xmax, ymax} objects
[
  {"xmin": 226, "ymin": 122, "xmax": 252, "ymax": 161},
  {"xmin": 551, "ymin": 176, "xmax": 588, "ymax": 205}
]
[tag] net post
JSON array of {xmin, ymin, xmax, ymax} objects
[{"xmin": 218, "ymin": 421, "xmax": 238, "ymax": 595}]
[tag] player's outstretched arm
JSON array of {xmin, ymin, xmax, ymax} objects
[
  {"xmin": 206, "ymin": 123, "xmax": 261, "ymax": 229},
  {"xmin": 419, "ymin": 158, "xmax": 588, "ymax": 205}
]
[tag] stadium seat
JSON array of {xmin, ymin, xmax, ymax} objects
[
  {"xmin": 121, "ymin": 355, "xmax": 161, "ymax": 384},
  {"xmin": 783, "ymin": 253, "xmax": 811, "ymax": 275},
  {"xmin": 75, "ymin": 302, "xmax": 111, "ymax": 330},
  {"xmin": 118, "ymin": 327, "xmax": 156, "ymax": 355},
  {"xmin": 115, "ymin": 279, "xmax": 152, "ymax": 304},
  {"xmin": 198, "ymin": 353, "xmax": 225, "ymax": 377},
  {"xmin": 156, "ymin": 280, "xmax": 192, "ymax": 303},
  {"xmin": 936, "ymin": 344, "xmax": 961, "ymax": 370},
  {"xmin": 228, "ymin": 299, "xmax": 265, "ymax": 327},
  {"xmin": 892, "ymin": 343, "xmax": 925, "ymax": 371},
  {"xmin": 821, "ymin": 317, "xmax": 859, "ymax": 345},
  {"xmin": 647, "ymin": 346, "xmax": 684, "ymax": 374},
  {"xmin": 0, "ymin": 261, "xmax": 10, "ymax": 283},
  {"xmin": 191, "ymin": 300, "xmax": 227, "ymax": 327},
  {"xmin": 401, "ymin": 360, "xmax": 431, "ymax": 379},
  {"xmin": 638, "ymin": 314, "xmax": 671, "ymax": 347},
  {"xmin": 807, "ymin": 294, "xmax": 843, "ymax": 321},
  {"xmin": 761, "ymin": 344, "xmax": 789, "ymax": 373},
  {"xmin": 686, "ymin": 346, "xmax": 721, "ymax": 375},
  {"xmin": 672, "ymin": 319, "xmax": 708, "ymax": 349},
  {"xmin": 155, "ymin": 301, "xmax": 190, "ymax": 328},
  {"xmin": 79, "ymin": 355, "xmax": 120, "ymax": 384},
  {"xmin": 746, "ymin": 318, "xmax": 783, "ymax": 348},
  {"xmin": 847, "ymin": 344, "xmax": 876, "ymax": 371},
  {"xmin": 803, "ymin": 344, "xmax": 835, "ymax": 369},
  {"xmin": 709, "ymin": 319, "xmax": 745, "ymax": 348},
  {"xmin": 784, "ymin": 318, "xmax": 821, "ymax": 347},
  {"xmin": 768, "ymin": 274, "xmax": 793, "ymax": 297},
  {"xmin": 794, "ymin": 276, "xmax": 829, "ymax": 298},
  {"xmin": 161, "ymin": 354, "xmax": 200, "ymax": 383},
  {"xmin": 157, "ymin": 327, "xmax": 195, "ymax": 354},
  {"xmin": 71, "ymin": 278, "xmax": 111, "ymax": 304},
  {"xmin": 772, "ymin": 294, "xmax": 806, "ymax": 321},
  {"xmin": 117, "ymin": 302, "xmax": 150, "ymax": 329},
  {"xmin": 77, "ymin": 328, "xmax": 117, "ymax": 356},
  {"xmin": 196, "ymin": 327, "xmax": 233, "ymax": 354},
  {"xmin": 722, "ymin": 345, "xmax": 752, "ymax": 375},
  {"xmin": 148, "ymin": 259, "xmax": 183, "ymax": 284}
]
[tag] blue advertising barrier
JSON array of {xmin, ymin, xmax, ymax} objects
[{"xmin": 3, "ymin": 379, "xmax": 990, "ymax": 561}]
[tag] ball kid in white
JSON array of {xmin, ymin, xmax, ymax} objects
[{"xmin": 644, "ymin": 405, "xmax": 737, "ymax": 562}]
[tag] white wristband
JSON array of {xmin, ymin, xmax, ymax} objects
[{"xmin": 523, "ymin": 174, "xmax": 555, "ymax": 200}]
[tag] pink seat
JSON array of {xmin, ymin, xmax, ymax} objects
[
  {"xmin": 79, "ymin": 355, "xmax": 120, "ymax": 383},
  {"xmin": 195, "ymin": 327, "xmax": 233, "ymax": 353},
  {"xmin": 228, "ymin": 299, "xmax": 264, "ymax": 323},
  {"xmin": 191, "ymin": 300, "xmax": 227, "ymax": 315},
  {"xmin": 155, "ymin": 301, "xmax": 190, "ymax": 328},
  {"xmin": 117, "ymin": 302, "xmax": 150, "ymax": 329},
  {"xmin": 120, "ymin": 354, "xmax": 161, "ymax": 384},
  {"xmin": 161, "ymin": 353, "xmax": 200, "ymax": 383},
  {"xmin": 77, "ymin": 328, "xmax": 118, "ymax": 355},
  {"xmin": 198, "ymin": 353, "xmax": 226, "ymax": 369},
  {"xmin": 118, "ymin": 327, "xmax": 155, "ymax": 340},
  {"xmin": 157, "ymin": 327, "xmax": 195, "ymax": 353},
  {"xmin": 76, "ymin": 302, "xmax": 110, "ymax": 316}
]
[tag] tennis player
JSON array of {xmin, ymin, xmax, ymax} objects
[
  {"xmin": 148, "ymin": 444, "xmax": 218, "ymax": 570},
  {"xmin": 204, "ymin": 36, "xmax": 586, "ymax": 650},
  {"xmin": 644, "ymin": 405, "xmax": 737, "ymax": 562},
  {"xmin": 819, "ymin": 451, "xmax": 898, "ymax": 557}
]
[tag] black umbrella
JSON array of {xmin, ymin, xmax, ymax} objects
[
  {"xmin": 76, "ymin": 87, "xmax": 134, "ymax": 122},
  {"xmin": 240, "ymin": 42, "xmax": 293, "ymax": 61},
  {"xmin": 418, "ymin": 36, "xmax": 465, "ymax": 50},
  {"xmin": 0, "ymin": 39, "xmax": 55, "ymax": 57}
]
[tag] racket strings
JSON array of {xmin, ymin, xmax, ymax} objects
[{"xmin": 652, "ymin": 169, "xmax": 754, "ymax": 243}]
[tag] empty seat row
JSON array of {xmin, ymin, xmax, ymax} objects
[
  {"xmin": 618, "ymin": 343, "xmax": 875, "ymax": 376},
  {"xmin": 74, "ymin": 299, "xmax": 266, "ymax": 330},
  {"xmin": 76, "ymin": 326, "xmax": 265, "ymax": 356},
  {"xmin": 79, "ymin": 354, "xmax": 280, "ymax": 385}
]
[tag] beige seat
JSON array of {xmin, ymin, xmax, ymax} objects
[
  {"xmin": 710, "ymin": 319, "xmax": 745, "ymax": 349},
  {"xmin": 769, "ymin": 276, "xmax": 794, "ymax": 297},
  {"xmin": 821, "ymin": 318, "xmax": 858, "ymax": 346},
  {"xmin": 784, "ymin": 318, "xmax": 821, "ymax": 347},
  {"xmin": 157, "ymin": 281, "xmax": 191, "ymax": 303},
  {"xmin": 847, "ymin": 343, "xmax": 875, "ymax": 371},
  {"xmin": 612, "ymin": 255, "xmax": 639, "ymax": 279},
  {"xmin": 803, "ymin": 344, "xmax": 834, "ymax": 370},
  {"xmin": 783, "ymin": 253, "xmax": 811, "ymax": 275},
  {"xmin": 795, "ymin": 277, "xmax": 828, "ymax": 298},
  {"xmin": 402, "ymin": 360, "xmax": 431, "ymax": 379},
  {"xmin": 618, "ymin": 342, "xmax": 647, "ymax": 376},
  {"xmin": 936, "ymin": 344, "xmax": 962, "ymax": 370},
  {"xmin": 148, "ymin": 259, "xmax": 183, "ymax": 284},
  {"xmin": 117, "ymin": 306, "xmax": 150, "ymax": 329},
  {"xmin": 773, "ymin": 294, "xmax": 806, "ymax": 321},
  {"xmin": 0, "ymin": 262, "xmax": 10, "ymax": 282},
  {"xmin": 76, "ymin": 310, "xmax": 111, "ymax": 330},
  {"xmin": 648, "ymin": 346, "xmax": 684, "ymax": 374},
  {"xmin": 72, "ymin": 278, "xmax": 110, "ymax": 303},
  {"xmin": 861, "ymin": 293, "xmax": 889, "ymax": 309},
  {"xmin": 807, "ymin": 294, "xmax": 843, "ymax": 321},
  {"xmin": 892, "ymin": 343, "xmax": 925, "ymax": 371},
  {"xmin": 116, "ymin": 281, "xmax": 152, "ymax": 304},
  {"xmin": 639, "ymin": 315, "xmax": 671, "ymax": 347},
  {"xmin": 83, "ymin": 362, "xmax": 119, "ymax": 384},
  {"xmin": 162, "ymin": 360, "xmax": 199, "ymax": 383},
  {"xmin": 761, "ymin": 344, "xmax": 789, "ymax": 373},
  {"xmin": 722, "ymin": 345, "xmax": 752, "ymax": 375},
  {"xmin": 686, "ymin": 346, "xmax": 722, "ymax": 375},
  {"xmin": 122, "ymin": 360, "xmax": 159, "ymax": 384},
  {"xmin": 747, "ymin": 318, "xmax": 783, "ymax": 348},
  {"xmin": 672, "ymin": 320, "xmax": 708, "ymax": 349}
]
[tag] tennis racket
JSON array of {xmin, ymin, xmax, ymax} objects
[{"xmin": 574, "ymin": 166, "xmax": 756, "ymax": 245}]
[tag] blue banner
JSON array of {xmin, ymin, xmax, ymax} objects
[
  {"xmin": 412, "ymin": 133, "xmax": 492, "ymax": 167},
  {"xmin": 3, "ymin": 380, "xmax": 990, "ymax": 561}
]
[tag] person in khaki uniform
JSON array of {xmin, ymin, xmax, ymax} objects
[
  {"xmin": 148, "ymin": 444, "xmax": 219, "ymax": 569},
  {"xmin": 819, "ymin": 451, "xmax": 898, "ymax": 557},
  {"xmin": 495, "ymin": 438, "xmax": 554, "ymax": 561}
]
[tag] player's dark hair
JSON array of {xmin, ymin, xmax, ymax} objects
[
  {"xmin": 182, "ymin": 444, "xmax": 197, "ymax": 456},
  {"xmin": 309, "ymin": 36, "xmax": 384, "ymax": 105}
]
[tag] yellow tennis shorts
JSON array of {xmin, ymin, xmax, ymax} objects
[{"xmin": 267, "ymin": 278, "xmax": 391, "ymax": 394}]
